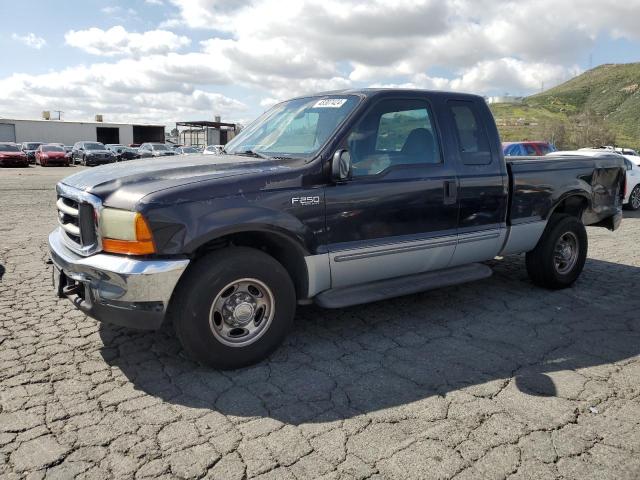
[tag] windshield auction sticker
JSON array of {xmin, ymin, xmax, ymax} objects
[{"xmin": 313, "ymin": 98, "xmax": 348, "ymax": 108}]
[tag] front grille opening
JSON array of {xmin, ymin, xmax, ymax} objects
[{"xmin": 57, "ymin": 193, "xmax": 98, "ymax": 254}]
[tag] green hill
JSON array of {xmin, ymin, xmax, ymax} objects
[{"xmin": 490, "ymin": 63, "xmax": 640, "ymax": 149}]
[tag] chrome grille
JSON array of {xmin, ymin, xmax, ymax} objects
[
  {"xmin": 57, "ymin": 197, "xmax": 81, "ymax": 242},
  {"xmin": 56, "ymin": 184, "xmax": 102, "ymax": 256}
]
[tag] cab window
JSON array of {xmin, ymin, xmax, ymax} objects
[
  {"xmin": 448, "ymin": 100, "xmax": 492, "ymax": 165},
  {"xmin": 348, "ymin": 98, "xmax": 441, "ymax": 177}
]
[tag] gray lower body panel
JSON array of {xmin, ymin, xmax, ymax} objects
[
  {"xmin": 315, "ymin": 263, "xmax": 492, "ymax": 309},
  {"xmin": 329, "ymin": 234, "xmax": 457, "ymax": 289},
  {"xmin": 499, "ymin": 220, "xmax": 547, "ymax": 256}
]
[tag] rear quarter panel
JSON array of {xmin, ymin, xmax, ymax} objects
[{"xmin": 507, "ymin": 156, "xmax": 625, "ymax": 226}]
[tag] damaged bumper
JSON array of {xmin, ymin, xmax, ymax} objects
[{"xmin": 48, "ymin": 228, "xmax": 189, "ymax": 330}]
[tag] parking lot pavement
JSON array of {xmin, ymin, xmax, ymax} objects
[{"xmin": 1, "ymin": 165, "xmax": 639, "ymax": 480}]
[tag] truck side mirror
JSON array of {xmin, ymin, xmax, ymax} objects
[{"xmin": 332, "ymin": 149, "xmax": 351, "ymax": 182}]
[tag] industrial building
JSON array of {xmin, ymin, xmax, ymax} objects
[
  {"xmin": 175, "ymin": 118, "xmax": 238, "ymax": 148},
  {"xmin": 0, "ymin": 116, "xmax": 165, "ymax": 145}
]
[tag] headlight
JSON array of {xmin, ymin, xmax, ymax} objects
[{"xmin": 100, "ymin": 208, "xmax": 156, "ymax": 255}]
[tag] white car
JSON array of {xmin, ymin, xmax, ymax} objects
[
  {"xmin": 549, "ymin": 149, "xmax": 640, "ymax": 210},
  {"xmin": 203, "ymin": 145, "xmax": 224, "ymax": 155}
]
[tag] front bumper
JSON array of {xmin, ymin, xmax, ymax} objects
[
  {"xmin": 0, "ymin": 158, "xmax": 29, "ymax": 167},
  {"xmin": 86, "ymin": 157, "xmax": 114, "ymax": 165},
  {"xmin": 48, "ymin": 228, "xmax": 189, "ymax": 329}
]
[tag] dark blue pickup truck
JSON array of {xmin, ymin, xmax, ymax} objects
[{"xmin": 49, "ymin": 89, "xmax": 626, "ymax": 368}]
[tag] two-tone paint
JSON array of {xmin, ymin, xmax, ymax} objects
[{"xmin": 55, "ymin": 89, "xmax": 626, "ymax": 323}]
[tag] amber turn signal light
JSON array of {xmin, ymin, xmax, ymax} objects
[{"xmin": 102, "ymin": 213, "xmax": 156, "ymax": 255}]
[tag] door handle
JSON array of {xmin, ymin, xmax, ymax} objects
[{"xmin": 443, "ymin": 180, "xmax": 457, "ymax": 205}]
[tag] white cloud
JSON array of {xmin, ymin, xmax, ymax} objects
[
  {"xmin": 65, "ymin": 26, "xmax": 191, "ymax": 57},
  {"xmin": 0, "ymin": 54, "xmax": 247, "ymax": 125},
  {"xmin": 3, "ymin": 0, "xmax": 640, "ymax": 124},
  {"xmin": 11, "ymin": 33, "xmax": 46, "ymax": 50},
  {"xmin": 161, "ymin": 0, "xmax": 640, "ymax": 94}
]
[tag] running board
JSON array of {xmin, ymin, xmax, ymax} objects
[{"xmin": 314, "ymin": 263, "xmax": 492, "ymax": 309}]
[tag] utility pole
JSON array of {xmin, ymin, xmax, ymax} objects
[{"xmin": 53, "ymin": 110, "xmax": 63, "ymax": 120}]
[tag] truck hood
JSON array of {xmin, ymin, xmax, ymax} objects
[{"xmin": 60, "ymin": 154, "xmax": 290, "ymax": 209}]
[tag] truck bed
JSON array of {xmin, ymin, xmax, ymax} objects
[{"xmin": 506, "ymin": 154, "xmax": 625, "ymax": 227}]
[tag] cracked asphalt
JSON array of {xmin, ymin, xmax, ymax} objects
[{"xmin": 1, "ymin": 165, "xmax": 639, "ymax": 480}]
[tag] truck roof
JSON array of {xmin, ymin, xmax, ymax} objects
[{"xmin": 287, "ymin": 88, "xmax": 485, "ymax": 103}]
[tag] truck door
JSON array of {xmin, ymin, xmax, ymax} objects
[
  {"xmin": 324, "ymin": 97, "xmax": 459, "ymax": 288},
  {"xmin": 444, "ymin": 99, "xmax": 508, "ymax": 266}
]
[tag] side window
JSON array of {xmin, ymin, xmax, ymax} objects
[
  {"xmin": 524, "ymin": 144, "xmax": 538, "ymax": 156},
  {"xmin": 539, "ymin": 144, "xmax": 553, "ymax": 155},
  {"xmin": 448, "ymin": 100, "xmax": 492, "ymax": 165},
  {"xmin": 504, "ymin": 145, "xmax": 519, "ymax": 156},
  {"xmin": 348, "ymin": 99, "xmax": 441, "ymax": 177}
]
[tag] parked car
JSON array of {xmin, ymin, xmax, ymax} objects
[
  {"xmin": 138, "ymin": 143, "xmax": 176, "ymax": 158},
  {"xmin": 0, "ymin": 142, "xmax": 29, "ymax": 167},
  {"xmin": 550, "ymin": 149, "xmax": 640, "ymax": 211},
  {"xmin": 105, "ymin": 143, "xmax": 125, "ymax": 153},
  {"xmin": 113, "ymin": 147, "xmax": 140, "ymax": 161},
  {"xmin": 620, "ymin": 148, "xmax": 638, "ymax": 156},
  {"xmin": 109, "ymin": 146, "xmax": 141, "ymax": 161},
  {"xmin": 72, "ymin": 141, "xmax": 117, "ymax": 166},
  {"xmin": 48, "ymin": 89, "xmax": 625, "ymax": 369},
  {"xmin": 594, "ymin": 146, "xmax": 639, "ymax": 157},
  {"xmin": 174, "ymin": 146, "xmax": 201, "ymax": 155},
  {"xmin": 503, "ymin": 141, "xmax": 557, "ymax": 156},
  {"xmin": 20, "ymin": 142, "xmax": 44, "ymax": 164},
  {"xmin": 203, "ymin": 144, "xmax": 224, "ymax": 155},
  {"xmin": 36, "ymin": 145, "xmax": 70, "ymax": 167}
]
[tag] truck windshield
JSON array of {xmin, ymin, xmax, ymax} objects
[{"xmin": 225, "ymin": 95, "xmax": 360, "ymax": 158}]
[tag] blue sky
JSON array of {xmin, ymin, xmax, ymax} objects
[{"xmin": 1, "ymin": 0, "xmax": 640, "ymax": 126}]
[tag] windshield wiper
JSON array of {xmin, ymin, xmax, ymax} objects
[{"xmin": 235, "ymin": 149, "xmax": 272, "ymax": 160}]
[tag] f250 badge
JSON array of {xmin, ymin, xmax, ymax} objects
[{"xmin": 291, "ymin": 196, "xmax": 320, "ymax": 206}]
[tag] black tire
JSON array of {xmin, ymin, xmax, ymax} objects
[
  {"xmin": 525, "ymin": 214, "xmax": 587, "ymax": 289},
  {"xmin": 172, "ymin": 247, "xmax": 296, "ymax": 369},
  {"xmin": 625, "ymin": 185, "xmax": 640, "ymax": 211}
]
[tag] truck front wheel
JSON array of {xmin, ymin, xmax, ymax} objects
[
  {"xmin": 172, "ymin": 247, "xmax": 296, "ymax": 369},
  {"xmin": 525, "ymin": 214, "xmax": 587, "ymax": 289}
]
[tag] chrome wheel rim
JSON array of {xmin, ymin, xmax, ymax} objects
[
  {"xmin": 631, "ymin": 187, "xmax": 640, "ymax": 209},
  {"xmin": 209, "ymin": 278, "xmax": 275, "ymax": 347},
  {"xmin": 554, "ymin": 232, "xmax": 579, "ymax": 275}
]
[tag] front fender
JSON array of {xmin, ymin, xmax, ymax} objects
[{"xmin": 143, "ymin": 192, "xmax": 324, "ymax": 256}]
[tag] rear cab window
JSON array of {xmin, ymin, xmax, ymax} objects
[{"xmin": 447, "ymin": 100, "xmax": 492, "ymax": 165}]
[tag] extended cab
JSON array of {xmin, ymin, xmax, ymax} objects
[{"xmin": 48, "ymin": 89, "xmax": 626, "ymax": 369}]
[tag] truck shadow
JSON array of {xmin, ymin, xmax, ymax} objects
[{"xmin": 99, "ymin": 255, "xmax": 640, "ymax": 424}]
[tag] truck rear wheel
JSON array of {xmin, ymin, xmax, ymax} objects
[
  {"xmin": 525, "ymin": 214, "xmax": 587, "ymax": 289},
  {"xmin": 172, "ymin": 247, "xmax": 296, "ymax": 369}
]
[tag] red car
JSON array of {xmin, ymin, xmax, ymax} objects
[
  {"xmin": 36, "ymin": 145, "xmax": 70, "ymax": 167},
  {"xmin": 0, "ymin": 143, "xmax": 29, "ymax": 167},
  {"xmin": 503, "ymin": 141, "xmax": 557, "ymax": 156}
]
